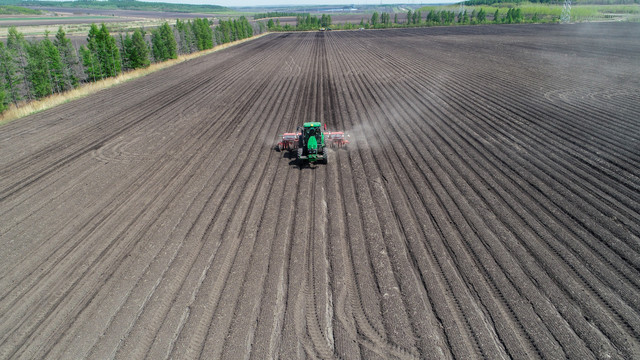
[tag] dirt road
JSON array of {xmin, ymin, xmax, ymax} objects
[{"xmin": 1, "ymin": 23, "xmax": 639, "ymax": 359}]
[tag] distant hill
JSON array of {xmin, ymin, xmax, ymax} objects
[{"xmin": 0, "ymin": 0, "xmax": 230, "ymax": 13}]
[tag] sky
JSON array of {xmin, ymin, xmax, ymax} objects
[{"xmin": 141, "ymin": 0, "xmax": 449, "ymax": 7}]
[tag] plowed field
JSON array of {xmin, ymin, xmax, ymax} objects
[{"xmin": 1, "ymin": 23, "xmax": 639, "ymax": 359}]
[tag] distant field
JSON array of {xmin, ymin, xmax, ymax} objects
[
  {"xmin": 0, "ymin": 18, "xmax": 165, "ymax": 39},
  {"xmin": 420, "ymin": 3, "xmax": 640, "ymax": 21},
  {"xmin": 0, "ymin": 7, "xmax": 228, "ymax": 38},
  {"xmin": 0, "ymin": 0, "xmax": 229, "ymax": 13},
  {"xmin": 0, "ymin": 16, "xmax": 110, "ymax": 21},
  {"xmin": 0, "ymin": 4, "xmax": 41, "ymax": 15}
]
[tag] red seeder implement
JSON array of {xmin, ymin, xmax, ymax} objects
[
  {"xmin": 324, "ymin": 131, "xmax": 349, "ymax": 148},
  {"xmin": 277, "ymin": 132, "xmax": 300, "ymax": 151},
  {"xmin": 276, "ymin": 126, "xmax": 349, "ymax": 152}
]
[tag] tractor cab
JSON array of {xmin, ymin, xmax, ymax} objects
[
  {"xmin": 304, "ymin": 124, "xmax": 322, "ymax": 147},
  {"xmin": 297, "ymin": 122, "xmax": 327, "ymax": 164}
]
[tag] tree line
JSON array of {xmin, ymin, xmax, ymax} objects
[
  {"xmin": 254, "ymin": 12, "xmax": 308, "ymax": 20},
  {"xmin": 260, "ymin": 7, "xmax": 533, "ymax": 33},
  {"xmin": 1, "ymin": 17, "xmax": 258, "ymax": 114},
  {"xmin": 266, "ymin": 14, "xmax": 332, "ymax": 31},
  {"xmin": 363, "ymin": 7, "xmax": 527, "ymax": 29}
]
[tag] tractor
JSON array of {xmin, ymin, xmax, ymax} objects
[{"xmin": 297, "ymin": 122, "xmax": 327, "ymax": 165}]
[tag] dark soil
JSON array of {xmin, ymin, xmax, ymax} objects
[{"xmin": 1, "ymin": 23, "xmax": 639, "ymax": 359}]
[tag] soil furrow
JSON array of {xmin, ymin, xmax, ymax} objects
[{"xmin": 1, "ymin": 24, "xmax": 639, "ymax": 360}]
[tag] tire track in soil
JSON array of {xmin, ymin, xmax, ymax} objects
[
  {"xmin": 336, "ymin": 30, "xmax": 636, "ymax": 358},
  {"xmin": 330, "ymin": 27, "xmax": 636, "ymax": 358},
  {"xmin": 194, "ymin": 59, "xmax": 313, "ymax": 360},
  {"xmin": 298, "ymin": 34, "xmax": 336, "ymax": 360},
  {"xmin": 342, "ymin": 48, "xmax": 516, "ymax": 357},
  {"xmin": 0, "ymin": 35, "xmax": 288, "ymax": 358},
  {"xmin": 325, "ymin": 34, "xmax": 454, "ymax": 359},
  {"xmin": 277, "ymin": 32, "xmax": 326, "ymax": 360},
  {"xmin": 0, "ymin": 33, "xmax": 290, "ymax": 360},
  {"xmin": 209, "ymin": 42, "xmax": 318, "ymax": 360},
  {"xmin": 376, "ymin": 28, "xmax": 636, "ymax": 358},
  {"xmin": 322, "ymin": 43, "xmax": 422, "ymax": 355},
  {"xmin": 0, "ymin": 35, "xmax": 282, "ymax": 273},
  {"xmin": 164, "ymin": 34, "xmax": 321, "ymax": 360},
  {"xmin": 390, "ymin": 52, "xmax": 640, "ymax": 348},
  {"xmin": 324, "ymin": 32, "xmax": 478, "ymax": 356},
  {"xmin": 0, "ymin": 51, "xmax": 284, "ymax": 360},
  {"xmin": 113, "ymin": 43, "xmax": 298, "ymax": 360}
]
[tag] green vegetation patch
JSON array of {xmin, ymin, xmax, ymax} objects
[{"xmin": 0, "ymin": 5, "xmax": 42, "ymax": 14}]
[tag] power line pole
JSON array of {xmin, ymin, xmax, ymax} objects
[{"xmin": 561, "ymin": 0, "xmax": 571, "ymax": 23}]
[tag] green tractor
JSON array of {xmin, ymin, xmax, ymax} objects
[{"xmin": 297, "ymin": 122, "xmax": 328, "ymax": 165}]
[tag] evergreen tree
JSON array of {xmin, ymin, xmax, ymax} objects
[
  {"xmin": 183, "ymin": 20, "xmax": 198, "ymax": 51},
  {"xmin": 7, "ymin": 26, "xmax": 32, "ymax": 101},
  {"xmin": 129, "ymin": 29, "xmax": 150, "ymax": 68},
  {"xmin": 83, "ymin": 23, "xmax": 121, "ymax": 80},
  {"xmin": 494, "ymin": 9, "xmax": 500, "ymax": 23},
  {"xmin": 0, "ymin": 40, "xmax": 21, "ymax": 105},
  {"xmin": 82, "ymin": 24, "xmax": 103, "ymax": 81},
  {"xmin": 0, "ymin": 43, "xmax": 9, "ymax": 112},
  {"xmin": 235, "ymin": 19, "xmax": 242, "ymax": 40},
  {"xmin": 506, "ymin": 8, "xmax": 514, "ymax": 23},
  {"xmin": 514, "ymin": 8, "xmax": 523, "ymax": 22},
  {"xmin": 477, "ymin": 8, "xmax": 487, "ymax": 22},
  {"xmin": 371, "ymin": 12, "xmax": 379, "ymax": 26},
  {"xmin": 217, "ymin": 19, "xmax": 231, "ymax": 43},
  {"xmin": 41, "ymin": 32, "xmax": 65, "ymax": 93},
  {"xmin": 407, "ymin": 10, "xmax": 412, "ymax": 24},
  {"xmin": 380, "ymin": 13, "xmax": 390, "ymax": 25},
  {"xmin": 120, "ymin": 33, "xmax": 132, "ymax": 70},
  {"xmin": 152, "ymin": 22, "xmax": 177, "ymax": 62},
  {"xmin": 193, "ymin": 18, "xmax": 213, "ymax": 50},
  {"xmin": 98, "ymin": 24, "xmax": 121, "ymax": 77},
  {"xmin": 80, "ymin": 45, "xmax": 100, "ymax": 82},
  {"xmin": 26, "ymin": 40, "xmax": 53, "ymax": 98},
  {"xmin": 242, "ymin": 16, "xmax": 253, "ymax": 38},
  {"xmin": 427, "ymin": 10, "xmax": 435, "ymax": 22},
  {"xmin": 176, "ymin": 19, "xmax": 197, "ymax": 53},
  {"xmin": 0, "ymin": 86, "xmax": 6, "ymax": 113},
  {"xmin": 54, "ymin": 27, "xmax": 81, "ymax": 89}
]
